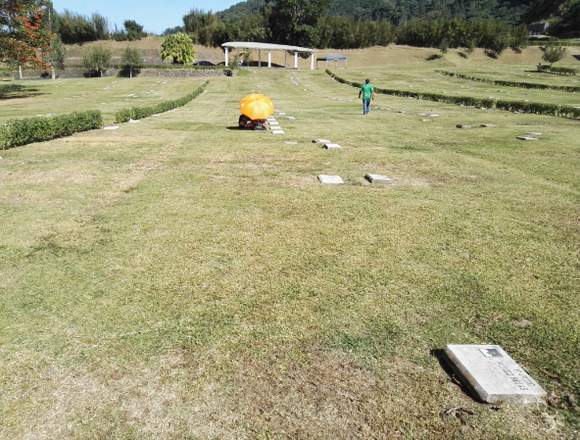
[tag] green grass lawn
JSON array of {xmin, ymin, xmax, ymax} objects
[
  {"xmin": 0, "ymin": 65, "xmax": 579, "ymax": 439},
  {"xmin": 0, "ymin": 77, "xmax": 204, "ymax": 124},
  {"xmin": 336, "ymin": 64, "xmax": 580, "ymax": 107},
  {"xmin": 448, "ymin": 66, "xmax": 580, "ymax": 88}
]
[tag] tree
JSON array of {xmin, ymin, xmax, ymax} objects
[
  {"xmin": 83, "ymin": 46, "xmax": 111, "ymax": 77},
  {"xmin": 266, "ymin": 0, "xmax": 329, "ymax": 47},
  {"xmin": 0, "ymin": 0, "xmax": 52, "ymax": 80},
  {"xmin": 542, "ymin": 45, "xmax": 567, "ymax": 65},
  {"xmin": 124, "ymin": 20, "xmax": 145, "ymax": 41},
  {"xmin": 160, "ymin": 32, "xmax": 195, "ymax": 64},
  {"xmin": 45, "ymin": 33, "xmax": 65, "ymax": 79},
  {"xmin": 121, "ymin": 47, "xmax": 142, "ymax": 78},
  {"xmin": 439, "ymin": 37, "xmax": 449, "ymax": 55}
]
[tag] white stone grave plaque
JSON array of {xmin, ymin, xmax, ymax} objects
[
  {"xmin": 104, "ymin": 126, "xmax": 119, "ymax": 130},
  {"xmin": 445, "ymin": 344, "xmax": 546, "ymax": 404},
  {"xmin": 481, "ymin": 124, "xmax": 496, "ymax": 128},
  {"xmin": 365, "ymin": 174, "xmax": 392, "ymax": 184},
  {"xmin": 457, "ymin": 124, "xmax": 473, "ymax": 129},
  {"xmin": 287, "ymin": 116, "xmax": 296, "ymax": 120},
  {"xmin": 517, "ymin": 136, "xmax": 537, "ymax": 141},
  {"xmin": 526, "ymin": 132, "xmax": 542, "ymax": 137},
  {"xmin": 272, "ymin": 130, "xmax": 285, "ymax": 135},
  {"xmin": 318, "ymin": 175, "xmax": 344, "ymax": 185},
  {"xmin": 313, "ymin": 139, "xmax": 332, "ymax": 144},
  {"xmin": 323, "ymin": 143, "xmax": 341, "ymax": 150}
]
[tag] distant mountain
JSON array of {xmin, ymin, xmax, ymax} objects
[{"xmin": 219, "ymin": 0, "xmax": 532, "ymax": 24}]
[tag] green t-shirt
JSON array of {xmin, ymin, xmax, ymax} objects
[{"xmin": 361, "ymin": 83, "xmax": 374, "ymax": 100}]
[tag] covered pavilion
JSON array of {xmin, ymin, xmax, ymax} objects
[{"xmin": 221, "ymin": 42, "xmax": 317, "ymax": 70}]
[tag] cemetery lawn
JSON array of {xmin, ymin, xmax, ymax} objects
[
  {"xmin": 0, "ymin": 77, "xmax": 204, "ymax": 124},
  {"xmin": 0, "ymin": 65, "xmax": 579, "ymax": 439}
]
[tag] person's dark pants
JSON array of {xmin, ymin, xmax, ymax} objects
[{"xmin": 363, "ymin": 98, "xmax": 371, "ymax": 115}]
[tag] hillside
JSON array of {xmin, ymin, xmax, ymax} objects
[{"xmin": 220, "ymin": 0, "xmax": 531, "ymax": 24}]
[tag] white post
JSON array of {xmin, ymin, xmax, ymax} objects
[
  {"xmin": 294, "ymin": 52, "xmax": 298, "ymax": 69},
  {"xmin": 284, "ymin": 51, "xmax": 287, "ymax": 68},
  {"xmin": 310, "ymin": 53, "xmax": 315, "ymax": 70},
  {"xmin": 268, "ymin": 52, "xmax": 272, "ymax": 68},
  {"xmin": 258, "ymin": 50, "xmax": 261, "ymax": 67},
  {"xmin": 225, "ymin": 47, "xmax": 229, "ymax": 67}
]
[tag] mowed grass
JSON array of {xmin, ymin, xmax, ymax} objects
[
  {"xmin": 0, "ymin": 60, "xmax": 579, "ymax": 438},
  {"xmin": 337, "ymin": 63, "xmax": 580, "ymax": 107},
  {"xmin": 0, "ymin": 77, "xmax": 204, "ymax": 124}
]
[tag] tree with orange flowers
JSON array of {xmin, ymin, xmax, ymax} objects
[{"xmin": 1, "ymin": 0, "xmax": 52, "ymax": 79}]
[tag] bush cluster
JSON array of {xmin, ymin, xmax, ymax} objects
[
  {"xmin": 437, "ymin": 70, "xmax": 580, "ymax": 93},
  {"xmin": 0, "ymin": 111, "xmax": 103, "ymax": 150},
  {"xmin": 326, "ymin": 70, "xmax": 580, "ymax": 121},
  {"xmin": 536, "ymin": 65, "xmax": 577, "ymax": 76},
  {"xmin": 115, "ymin": 81, "xmax": 208, "ymax": 123}
]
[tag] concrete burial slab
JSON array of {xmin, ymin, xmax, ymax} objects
[
  {"xmin": 323, "ymin": 143, "xmax": 341, "ymax": 150},
  {"xmin": 365, "ymin": 174, "xmax": 392, "ymax": 184},
  {"xmin": 517, "ymin": 136, "xmax": 538, "ymax": 141},
  {"xmin": 103, "ymin": 126, "xmax": 119, "ymax": 130},
  {"xmin": 318, "ymin": 175, "xmax": 344, "ymax": 185},
  {"xmin": 481, "ymin": 124, "xmax": 496, "ymax": 128},
  {"xmin": 526, "ymin": 132, "xmax": 543, "ymax": 137},
  {"xmin": 445, "ymin": 344, "xmax": 546, "ymax": 405},
  {"xmin": 313, "ymin": 139, "xmax": 332, "ymax": 144},
  {"xmin": 272, "ymin": 130, "xmax": 285, "ymax": 135},
  {"xmin": 457, "ymin": 124, "xmax": 473, "ymax": 129}
]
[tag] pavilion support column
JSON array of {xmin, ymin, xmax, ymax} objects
[
  {"xmin": 268, "ymin": 52, "xmax": 272, "ymax": 68},
  {"xmin": 294, "ymin": 52, "xmax": 298, "ymax": 69},
  {"xmin": 258, "ymin": 50, "xmax": 261, "ymax": 67},
  {"xmin": 284, "ymin": 51, "xmax": 287, "ymax": 68},
  {"xmin": 225, "ymin": 47, "xmax": 229, "ymax": 67},
  {"xmin": 310, "ymin": 53, "xmax": 315, "ymax": 70}
]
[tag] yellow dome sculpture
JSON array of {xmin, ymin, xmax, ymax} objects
[{"xmin": 240, "ymin": 94, "xmax": 274, "ymax": 120}]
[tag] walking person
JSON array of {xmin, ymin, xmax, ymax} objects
[{"xmin": 358, "ymin": 79, "xmax": 375, "ymax": 115}]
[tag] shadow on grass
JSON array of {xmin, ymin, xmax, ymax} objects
[
  {"xmin": 430, "ymin": 348, "xmax": 484, "ymax": 404},
  {"xmin": 0, "ymin": 83, "xmax": 43, "ymax": 100}
]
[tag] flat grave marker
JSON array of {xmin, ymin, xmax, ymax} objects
[
  {"xmin": 323, "ymin": 143, "xmax": 342, "ymax": 150},
  {"xmin": 457, "ymin": 124, "xmax": 473, "ymax": 129},
  {"xmin": 272, "ymin": 129, "xmax": 285, "ymax": 135},
  {"xmin": 526, "ymin": 132, "xmax": 543, "ymax": 137},
  {"xmin": 313, "ymin": 139, "xmax": 332, "ymax": 144},
  {"xmin": 104, "ymin": 126, "xmax": 119, "ymax": 131},
  {"xmin": 481, "ymin": 123, "xmax": 496, "ymax": 128},
  {"xmin": 318, "ymin": 175, "xmax": 344, "ymax": 185},
  {"xmin": 365, "ymin": 174, "xmax": 393, "ymax": 185},
  {"xmin": 517, "ymin": 136, "xmax": 538, "ymax": 141},
  {"xmin": 445, "ymin": 344, "xmax": 546, "ymax": 405}
]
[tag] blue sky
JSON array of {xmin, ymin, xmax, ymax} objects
[{"xmin": 53, "ymin": 1, "xmax": 240, "ymax": 34}]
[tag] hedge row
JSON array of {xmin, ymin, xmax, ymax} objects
[
  {"xmin": 437, "ymin": 70, "xmax": 580, "ymax": 93},
  {"xmin": 115, "ymin": 81, "xmax": 208, "ymax": 123},
  {"xmin": 326, "ymin": 70, "xmax": 580, "ymax": 120},
  {"xmin": 536, "ymin": 65, "xmax": 577, "ymax": 76},
  {"xmin": 66, "ymin": 64, "xmax": 227, "ymax": 71},
  {"xmin": 0, "ymin": 111, "xmax": 103, "ymax": 150}
]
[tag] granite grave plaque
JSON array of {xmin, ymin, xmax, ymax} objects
[
  {"xmin": 318, "ymin": 175, "xmax": 344, "ymax": 185},
  {"xmin": 445, "ymin": 344, "xmax": 546, "ymax": 405}
]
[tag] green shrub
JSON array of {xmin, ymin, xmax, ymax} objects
[
  {"xmin": 536, "ymin": 65, "xmax": 577, "ymax": 76},
  {"xmin": 438, "ymin": 70, "xmax": 580, "ymax": 92},
  {"xmin": 0, "ymin": 110, "xmax": 103, "ymax": 149},
  {"xmin": 115, "ymin": 81, "xmax": 208, "ymax": 123},
  {"xmin": 326, "ymin": 69, "xmax": 580, "ymax": 121}
]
